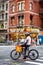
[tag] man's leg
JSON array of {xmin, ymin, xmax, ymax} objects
[
  {"xmin": 23, "ymin": 45, "xmax": 27, "ymax": 59},
  {"xmin": 21, "ymin": 44, "xmax": 27, "ymax": 59}
]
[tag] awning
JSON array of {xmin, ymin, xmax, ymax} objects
[
  {"xmin": 8, "ymin": 27, "xmax": 40, "ymax": 34},
  {"xmin": 0, "ymin": 30, "xmax": 7, "ymax": 34}
]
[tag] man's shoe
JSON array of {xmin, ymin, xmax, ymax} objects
[
  {"xmin": 22, "ymin": 58, "xmax": 28, "ymax": 60},
  {"xmin": 23, "ymin": 58, "xmax": 26, "ymax": 59}
]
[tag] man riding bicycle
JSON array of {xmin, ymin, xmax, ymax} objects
[
  {"xmin": 10, "ymin": 32, "xmax": 39, "ymax": 60},
  {"xmin": 22, "ymin": 32, "xmax": 31, "ymax": 59}
]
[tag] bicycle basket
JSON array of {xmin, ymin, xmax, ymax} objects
[{"xmin": 16, "ymin": 45, "xmax": 22, "ymax": 53}]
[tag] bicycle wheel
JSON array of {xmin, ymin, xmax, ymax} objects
[
  {"xmin": 10, "ymin": 49, "xmax": 21, "ymax": 60},
  {"xmin": 28, "ymin": 49, "xmax": 39, "ymax": 60}
]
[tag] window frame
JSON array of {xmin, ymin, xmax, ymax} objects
[
  {"xmin": 6, "ymin": 3, "xmax": 8, "ymax": 11},
  {"xmin": 18, "ymin": 2, "xmax": 25, "ymax": 11},
  {"xmin": 18, "ymin": 15, "xmax": 24, "ymax": 26},
  {"xmin": 12, "ymin": 4, "xmax": 15, "ymax": 12},
  {"xmin": 5, "ymin": 13, "xmax": 8, "ymax": 21},
  {"xmin": 30, "ymin": 2, "xmax": 33, "ymax": 11}
]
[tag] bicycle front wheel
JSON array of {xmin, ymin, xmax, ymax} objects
[
  {"xmin": 10, "ymin": 49, "xmax": 21, "ymax": 60},
  {"xmin": 28, "ymin": 49, "xmax": 39, "ymax": 60}
]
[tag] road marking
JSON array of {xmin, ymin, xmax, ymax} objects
[
  {"xmin": 24, "ymin": 60, "xmax": 43, "ymax": 65},
  {"xmin": 40, "ymin": 57, "xmax": 43, "ymax": 59},
  {"xmin": 4, "ymin": 59, "xmax": 10, "ymax": 61},
  {"xmin": 36, "ymin": 59, "xmax": 43, "ymax": 61}
]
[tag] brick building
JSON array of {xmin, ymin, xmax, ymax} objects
[{"xmin": 8, "ymin": 0, "xmax": 42, "ymax": 41}]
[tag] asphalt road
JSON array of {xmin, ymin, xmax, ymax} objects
[{"xmin": 0, "ymin": 45, "xmax": 43, "ymax": 65}]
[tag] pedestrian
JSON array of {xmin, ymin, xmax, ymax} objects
[{"xmin": 31, "ymin": 38, "xmax": 36, "ymax": 46}]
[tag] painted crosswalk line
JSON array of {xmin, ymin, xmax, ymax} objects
[
  {"xmin": 40, "ymin": 57, "xmax": 43, "ymax": 59},
  {"xmin": 36, "ymin": 59, "xmax": 43, "ymax": 62},
  {"xmin": 24, "ymin": 57, "xmax": 43, "ymax": 65},
  {"xmin": 24, "ymin": 61, "xmax": 43, "ymax": 65}
]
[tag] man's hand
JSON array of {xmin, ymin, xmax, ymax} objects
[{"xmin": 25, "ymin": 40, "xmax": 28, "ymax": 45}]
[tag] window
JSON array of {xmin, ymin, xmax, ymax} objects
[
  {"xmin": 0, "ymin": 15, "xmax": 1, "ymax": 19},
  {"xmin": 18, "ymin": 15, "xmax": 24, "ymax": 26},
  {"xmin": 0, "ymin": 23, "xmax": 4, "ymax": 29},
  {"xmin": 18, "ymin": 2, "xmax": 24, "ymax": 11},
  {"xmin": 30, "ymin": 2, "xmax": 33, "ymax": 10},
  {"xmin": 0, "ymin": 6, "xmax": 1, "ymax": 10},
  {"xmin": 40, "ymin": 8, "xmax": 43, "ymax": 12},
  {"xmin": 2, "ymin": 14, "xmax": 4, "ymax": 19},
  {"xmin": 6, "ymin": 4, "xmax": 8, "ymax": 11},
  {"xmin": 30, "ymin": 15, "xmax": 33, "ymax": 25},
  {"xmin": 4, "ymin": 23, "xmax": 7, "ymax": 29},
  {"xmin": 11, "ymin": 16, "xmax": 14, "ymax": 25},
  {"xmin": 5, "ymin": 13, "xmax": 8, "ymax": 21},
  {"xmin": 2, "ymin": 4, "xmax": 4, "ymax": 10},
  {"xmin": 21, "ymin": 2, "xmax": 24, "ymax": 10},
  {"xmin": 1, "ymin": 24, "xmax": 4, "ymax": 28},
  {"xmin": 18, "ymin": 3, "xmax": 21, "ymax": 11},
  {"xmin": 11, "ymin": 17, "xmax": 14, "ymax": 22},
  {"xmin": 12, "ymin": 5, "xmax": 15, "ymax": 12}
]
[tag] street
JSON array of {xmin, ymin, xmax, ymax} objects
[{"xmin": 0, "ymin": 45, "xmax": 43, "ymax": 65}]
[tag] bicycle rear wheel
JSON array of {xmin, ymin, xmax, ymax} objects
[
  {"xmin": 10, "ymin": 49, "xmax": 21, "ymax": 60},
  {"xmin": 28, "ymin": 49, "xmax": 39, "ymax": 60}
]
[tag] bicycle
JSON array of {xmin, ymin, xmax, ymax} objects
[{"xmin": 10, "ymin": 44, "xmax": 39, "ymax": 60}]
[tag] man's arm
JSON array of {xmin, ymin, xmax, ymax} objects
[{"xmin": 25, "ymin": 40, "xmax": 28, "ymax": 45}]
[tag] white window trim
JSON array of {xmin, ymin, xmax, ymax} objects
[
  {"xmin": 30, "ymin": 2, "xmax": 33, "ymax": 11},
  {"xmin": 4, "ymin": 1, "xmax": 9, "ymax": 13},
  {"xmin": 12, "ymin": 4, "xmax": 15, "ymax": 12},
  {"xmin": 17, "ymin": 1, "xmax": 25, "ymax": 11}
]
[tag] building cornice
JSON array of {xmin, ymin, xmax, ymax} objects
[{"xmin": 9, "ymin": 11, "xmax": 39, "ymax": 16}]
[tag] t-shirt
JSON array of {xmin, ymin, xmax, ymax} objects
[{"xmin": 25, "ymin": 36, "xmax": 31, "ymax": 45}]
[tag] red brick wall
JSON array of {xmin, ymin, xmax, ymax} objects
[
  {"xmin": 24, "ymin": 13, "xmax": 30, "ymax": 25},
  {"xmin": 33, "ymin": 1, "xmax": 40, "ymax": 13},
  {"xmin": 9, "ymin": 0, "xmax": 16, "ymax": 14},
  {"xmin": 33, "ymin": 15, "xmax": 41, "ymax": 27},
  {"xmin": 9, "ymin": 0, "xmax": 41, "ymax": 28},
  {"xmin": 25, "ymin": 0, "xmax": 29, "ymax": 11}
]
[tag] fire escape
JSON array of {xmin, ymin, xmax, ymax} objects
[{"xmin": 39, "ymin": 0, "xmax": 43, "ymax": 30}]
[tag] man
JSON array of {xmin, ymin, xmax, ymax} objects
[{"xmin": 23, "ymin": 33, "xmax": 31, "ymax": 59}]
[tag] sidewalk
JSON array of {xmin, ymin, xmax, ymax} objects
[
  {"xmin": 0, "ymin": 42, "xmax": 17, "ymax": 46},
  {"xmin": 0, "ymin": 42, "xmax": 43, "ymax": 47}
]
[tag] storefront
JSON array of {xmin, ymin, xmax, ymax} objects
[
  {"xmin": 8, "ymin": 28, "xmax": 25, "ymax": 42},
  {"xmin": 8, "ymin": 26, "xmax": 40, "ymax": 42},
  {"xmin": 0, "ymin": 30, "xmax": 7, "ymax": 43}
]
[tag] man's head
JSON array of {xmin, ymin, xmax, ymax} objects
[{"xmin": 25, "ymin": 32, "xmax": 30, "ymax": 37}]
